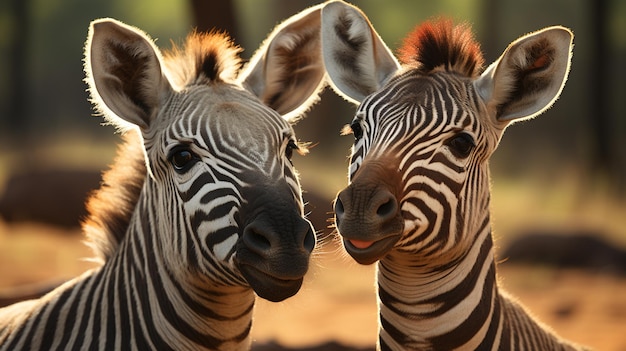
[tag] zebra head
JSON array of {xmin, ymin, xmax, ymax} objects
[
  {"xmin": 322, "ymin": 1, "xmax": 573, "ymax": 266},
  {"xmin": 84, "ymin": 6, "xmax": 325, "ymax": 302}
]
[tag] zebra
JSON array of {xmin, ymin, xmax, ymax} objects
[
  {"xmin": 321, "ymin": 1, "xmax": 589, "ymax": 350},
  {"xmin": 0, "ymin": 5, "xmax": 326, "ymax": 351}
]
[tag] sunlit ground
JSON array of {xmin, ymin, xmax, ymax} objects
[
  {"xmin": 1, "ymin": 226, "xmax": 625, "ymax": 350},
  {"xmin": 0, "ymin": 134, "xmax": 625, "ymax": 350}
]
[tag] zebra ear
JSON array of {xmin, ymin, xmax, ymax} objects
[
  {"xmin": 321, "ymin": 0, "xmax": 400, "ymax": 104},
  {"xmin": 85, "ymin": 18, "xmax": 173, "ymax": 131},
  {"xmin": 240, "ymin": 4, "xmax": 326, "ymax": 121},
  {"xmin": 473, "ymin": 26, "xmax": 573, "ymax": 124}
]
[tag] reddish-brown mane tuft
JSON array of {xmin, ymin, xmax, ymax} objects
[
  {"xmin": 398, "ymin": 18, "xmax": 484, "ymax": 77},
  {"xmin": 82, "ymin": 130, "xmax": 146, "ymax": 262}
]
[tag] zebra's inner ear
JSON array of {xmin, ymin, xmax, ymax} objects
[
  {"xmin": 239, "ymin": 4, "xmax": 326, "ymax": 121},
  {"xmin": 85, "ymin": 18, "xmax": 173, "ymax": 131},
  {"xmin": 473, "ymin": 26, "xmax": 573, "ymax": 124},
  {"xmin": 321, "ymin": 0, "xmax": 400, "ymax": 104}
]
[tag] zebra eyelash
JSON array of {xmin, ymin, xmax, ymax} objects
[
  {"xmin": 285, "ymin": 140, "xmax": 298, "ymax": 161},
  {"xmin": 341, "ymin": 120, "xmax": 364, "ymax": 141},
  {"xmin": 284, "ymin": 139, "xmax": 309, "ymax": 161},
  {"xmin": 340, "ymin": 124, "xmax": 354, "ymax": 136},
  {"xmin": 342, "ymin": 110, "xmax": 367, "ymax": 140}
]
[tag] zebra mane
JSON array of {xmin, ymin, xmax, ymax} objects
[
  {"xmin": 163, "ymin": 31, "xmax": 242, "ymax": 89},
  {"xmin": 82, "ymin": 130, "xmax": 146, "ymax": 262},
  {"xmin": 398, "ymin": 18, "xmax": 484, "ymax": 78}
]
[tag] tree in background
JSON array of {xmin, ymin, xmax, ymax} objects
[
  {"xmin": 5, "ymin": 0, "xmax": 29, "ymax": 134},
  {"xmin": 189, "ymin": 0, "xmax": 240, "ymax": 43}
]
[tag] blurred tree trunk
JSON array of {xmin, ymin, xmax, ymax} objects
[
  {"xmin": 6, "ymin": 0, "xmax": 29, "ymax": 134},
  {"xmin": 479, "ymin": 0, "xmax": 500, "ymax": 63},
  {"xmin": 589, "ymin": 0, "xmax": 612, "ymax": 180},
  {"xmin": 189, "ymin": 0, "xmax": 240, "ymax": 44}
]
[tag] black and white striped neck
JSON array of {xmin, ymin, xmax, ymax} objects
[{"xmin": 376, "ymin": 223, "xmax": 499, "ymax": 350}]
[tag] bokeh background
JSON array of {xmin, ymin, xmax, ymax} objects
[{"xmin": 0, "ymin": 0, "xmax": 625, "ymax": 350}]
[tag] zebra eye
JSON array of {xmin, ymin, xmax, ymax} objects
[
  {"xmin": 350, "ymin": 120, "xmax": 363, "ymax": 140},
  {"xmin": 285, "ymin": 139, "xmax": 298, "ymax": 161},
  {"xmin": 169, "ymin": 146, "xmax": 198, "ymax": 173},
  {"xmin": 446, "ymin": 133, "xmax": 475, "ymax": 159}
]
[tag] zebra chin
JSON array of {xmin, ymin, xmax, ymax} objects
[
  {"xmin": 237, "ymin": 264, "xmax": 305, "ymax": 302},
  {"xmin": 341, "ymin": 234, "xmax": 401, "ymax": 265}
]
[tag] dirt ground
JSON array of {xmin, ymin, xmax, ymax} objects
[{"xmin": 1, "ymin": 222, "xmax": 625, "ymax": 350}]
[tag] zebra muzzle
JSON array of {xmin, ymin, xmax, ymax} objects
[
  {"xmin": 334, "ymin": 182, "xmax": 404, "ymax": 265},
  {"xmin": 236, "ymin": 213, "xmax": 315, "ymax": 302}
]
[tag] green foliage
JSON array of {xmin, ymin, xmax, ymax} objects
[
  {"xmin": 26, "ymin": 0, "xmax": 190, "ymax": 79},
  {"xmin": 0, "ymin": 0, "xmax": 191, "ymax": 135},
  {"xmin": 610, "ymin": 0, "xmax": 626, "ymax": 49},
  {"xmin": 354, "ymin": 0, "xmax": 481, "ymax": 48}
]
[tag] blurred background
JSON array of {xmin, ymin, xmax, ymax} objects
[{"xmin": 0, "ymin": 0, "xmax": 625, "ymax": 350}]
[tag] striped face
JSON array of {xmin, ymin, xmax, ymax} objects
[
  {"xmin": 323, "ymin": 2, "xmax": 572, "ymax": 272},
  {"xmin": 142, "ymin": 84, "xmax": 314, "ymax": 301},
  {"xmin": 323, "ymin": 3, "xmax": 575, "ymax": 349},
  {"xmin": 335, "ymin": 70, "xmax": 499, "ymax": 266},
  {"xmin": 86, "ymin": 14, "xmax": 326, "ymax": 302}
]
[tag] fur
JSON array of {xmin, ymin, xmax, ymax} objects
[
  {"xmin": 164, "ymin": 31, "xmax": 242, "ymax": 89},
  {"xmin": 82, "ymin": 130, "xmax": 146, "ymax": 262},
  {"xmin": 398, "ymin": 18, "xmax": 484, "ymax": 78}
]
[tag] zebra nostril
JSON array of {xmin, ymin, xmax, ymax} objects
[
  {"xmin": 243, "ymin": 223, "xmax": 273, "ymax": 255},
  {"xmin": 243, "ymin": 217, "xmax": 316, "ymax": 256},
  {"xmin": 374, "ymin": 191, "xmax": 398, "ymax": 222},
  {"xmin": 303, "ymin": 225, "xmax": 316, "ymax": 253},
  {"xmin": 334, "ymin": 196, "xmax": 345, "ymax": 224},
  {"xmin": 377, "ymin": 197, "xmax": 397, "ymax": 218}
]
